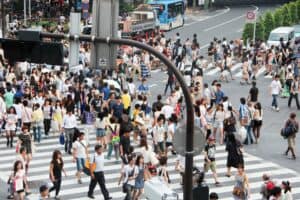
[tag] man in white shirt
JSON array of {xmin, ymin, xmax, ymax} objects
[
  {"xmin": 63, "ymin": 109, "xmax": 77, "ymax": 154},
  {"xmin": 269, "ymin": 75, "xmax": 282, "ymax": 111},
  {"xmin": 88, "ymin": 144, "xmax": 112, "ymax": 200},
  {"xmin": 153, "ymin": 116, "xmax": 166, "ymax": 153},
  {"xmin": 73, "ymin": 132, "xmax": 87, "ymax": 184}
]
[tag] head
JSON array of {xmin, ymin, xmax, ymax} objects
[
  {"xmin": 13, "ymin": 160, "xmax": 23, "ymax": 174},
  {"xmin": 39, "ymin": 185, "xmax": 49, "ymax": 198},
  {"xmin": 290, "ymin": 112, "xmax": 296, "ymax": 120},
  {"xmin": 135, "ymin": 155, "xmax": 144, "ymax": 166},
  {"xmin": 240, "ymin": 97, "xmax": 246, "ymax": 105},
  {"xmin": 95, "ymin": 144, "xmax": 103, "ymax": 155},
  {"xmin": 209, "ymin": 192, "xmax": 219, "ymax": 200},
  {"xmin": 52, "ymin": 150, "xmax": 62, "ymax": 161},
  {"xmin": 21, "ymin": 125, "xmax": 29, "ymax": 133},
  {"xmin": 237, "ymin": 164, "xmax": 245, "ymax": 175},
  {"xmin": 281, "ymin": 181, "xmax": 291, "ymax": 192}
]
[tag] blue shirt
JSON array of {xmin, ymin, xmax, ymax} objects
[
  {"xmin": 112, "ymin": 103, "xmax": 124, "ymax": 119},
  {"xmin": 215, "ymin": 90, "xmax": 224, "ymax": 105},
  {"xmin": 102, "ymin": 87, "xmax": 110, "ymax": 101},
  {"xmin": 138, "ymin": 84, "xmax": 149, "ymax": 94}
]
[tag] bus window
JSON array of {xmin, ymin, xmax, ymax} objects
[{"xmin": 168, "ymin": 2, "xmax": 184, "ymax": 18}]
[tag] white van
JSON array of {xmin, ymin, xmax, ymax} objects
[{"xmin": 267, "ymin": 27, "xmax": 295, "ymax": 47}]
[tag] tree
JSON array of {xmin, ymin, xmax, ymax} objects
[
  {"xmin": 242, "ymin": 23, "xmax": 254, "ymax": 45},
  {"xmin": 255, "ymin": 17, "xmax": 265, "ymax": 41},
  {"xmin": 282, "ymin": 5, "xmax": 292, "ymax": 26},
  {"xmin": 297, "ymin": 0, "xmax": 300, "ymax": 22},
  {"xmin": 263, "ymin": 11, "xmax": 274, "ymax": 40},
  {"xmin": 273, "ymin": 8, "xmax": 283, "ymax": 27},
  {"xmin": 288, "ymin": 2, "xmax": 297, "ymax": 24}
]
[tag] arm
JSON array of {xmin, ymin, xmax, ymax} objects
[{"xmin": 49, "ymin": 163, "xmax": 55, "ymax": 181}]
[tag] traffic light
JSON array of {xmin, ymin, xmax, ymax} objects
[{"xmin": 0, "ymin": 39, "xmax": 64, "ymax": 65}]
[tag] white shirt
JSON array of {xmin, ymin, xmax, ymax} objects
[
  {"xmin": 91, "ymin": 153, "xmax": 105, "ymax": 172},
  {"xmin": 122, "ymin": 164, "xmax": 138, "ymax": 186},
  {"xmin": 13, "ymin": 104, "xmax": 22, "ymax": 119},
  {"xmin": 162, "ymin": 105, "xmax": 174, "ymax": 119},
  {"xmin": 63, "ymin": 114, "xmax": 77, "ymax": 129},
  {"xmin": 153, "ymin": 125, "xmax": 166, "ymax": 143},
  {"xmin": 73, "ymin": 140, "xmax": 87, "ymax": 158},
  {"xmin": 270, "ymin": 80, "xmax": 282, "ymax": 95},
  {"xmin": 167, "ymin": 123, "xmax": 175, "ymax": 143}
]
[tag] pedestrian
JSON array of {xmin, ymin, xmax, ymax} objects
[
  {"xmin": 204, "ymin": 137, "xmax": 220, "ymax": 186},
  {"xmin": 52, "ymin": 100, "xmax": 63, "ymax": 135},
  {"xmin": 119, "ymin": 155, "xmax": 138, "ymax": 200},
  {"xmin": 284, "ymin": 112, "xmax": 298, "ymax": 160},
  {"xmin": 32, "ymin": 103, "xmax": 44, "ymax": 143},
  {"xmin": 87, "ymin": 144, "xmax": 112, "ymax": 200},
  {"xmin": 21, "ymin": 100, "xmax": 32, "ymax": 130},
  {"xmin": 232, "ymin": 164, "xmax": 250, "ymax": 200},
  {"xmin": 5, "ymin": 106, "xmax": 18, "ymax": 148},
  {"xmin": 215, "ymin": 83, "xmax": 224, "ymax": 105},
  {"xmin": 72, "ymin": 132, "xmax": 88, "ymax": 184},
  {"xmin": 49, "ymin": 150, "xmax": 67, "ymax": 199},
  {"xmin": 11, "ymin": 160, "xmax": 26, "ymax": 200},
  {"xmin": 17, "ymin": 126, "xmax": 33, "ymax": 174},
  {"xmin": 164, "ymin": 69, "xmax": 175, "ymax": 96},
  {"xmin": 288, "ymin": 76, "xmax": 300, "ymax": 110},
  {"xmin": 269, "ymin": 75, "xmax": 282, "ymax": 111},
  {"xmin": 248, "ymin": 81, "xmax": 259, "ymax": 104},
  {"xmin": 39, "ymin": 184, "xmax": 49, "ymax": 200},
  {"xmin": 95, "ymin": 112, "xmax": 108, "ymax": 146},
  {"xmin": 259, "ymin": 173, "xmax": 275, "ymax": 200},
  {"xmin": 212, "ymin": 104, "xmax": 225, "ymax": 145},
  {"xmin": 252, "ymin": 102, "xmax": 263, "ymax": 144},
  {"xmin": 106, "ymin": 116, "xmax": 120, "ymax": 161},
  {"xmin": 153, "ymin": 115, "xmax": 166, "ymax": 154},
  {"xmin": 158, "ymin": 156, "xmax": 171, "ymax": 185},
  {"xmin": 281, "ymin": 181, "xmax": 293, "ymax": 200},
  {"xmin": 133, "ymin": 155, "xmax": 146, "ymax": 200},
  {"xmin": 42, "ymin": 99, "xmax": 53, "ymax": 137},
  {"xmin": 192, "ymin": 171, "xmax": 209, "ymax": 200},
  {"xmin": 62, "ymin": 109, "xmax": 77, "ymax": 154},
  {"xmin": 226, "ymin": 133, "xmax": 244, "ymax": 177}
]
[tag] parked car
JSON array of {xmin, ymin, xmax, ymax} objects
[{"xmin": 267, "ymin": 27, "xmax": 295, "ymax": 48}]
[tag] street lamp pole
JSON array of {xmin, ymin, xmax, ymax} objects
[
  {"xmin": 23, "ymin": 0, "xmax": 27, "ymax": 26},
  {"xmin": 1, "ymin": 0, "xmax": 5, "ymax": 37},
  {"xmin": 38, "ymin": 32, "xmax": 195, "ymax": 200}
]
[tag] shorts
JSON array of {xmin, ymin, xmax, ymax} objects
[
  {"xmin": 76, "ymin": 158, "xmax": 85, "ymax": 171},
  {"xmin": 204, "ymin": 161, "xmax": 216, "ymax": 172},
  {"xmin": 96, "ymin": 128, "xmax": 106, "ymax": 137},
  {"xmin": 213, "ymin": 121, "xmax": 224, "ymax": 129}
]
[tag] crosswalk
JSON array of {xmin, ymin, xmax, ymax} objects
[
  {"xmin": 0, "ymin": 130, "xmax": 300, "ymax": 200},
  {"xmin": 152, "ymin": 61, "xmax": 270, "ymax": 80}
]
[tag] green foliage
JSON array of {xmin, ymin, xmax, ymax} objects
[
  {"xmin": 119, "ymin": 1, "xmax": 135, "ymax": 14},
  {"xmin": 282, "ymin": 5, "xmax": 292, "ymax": 26},
  {"xmin": 273, "ymin": 8, "xmax": 284, "ymax": 27},
  {"xmin": 255, "ymin": 16, "xmax": 265, "ymax": 41},
  {"xmin": 242, "ymin": 23, "xmax": 254, "ymax": 44},
  {"xmin": 263, "ymin": 11, "xmax": 274, "ymax": 40},
  {"xmin": 297, "ymin": 0, "xmax": 300, "ymax": 22},
  {"xmin": 289, "ymin": 2, "xmax": 297, "ymax": 24}
]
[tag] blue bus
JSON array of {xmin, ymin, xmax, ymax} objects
[{"xmin": 147, "ymin": 0, "xmax": 185, "ymax": 31}]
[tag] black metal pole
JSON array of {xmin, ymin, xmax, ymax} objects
[{"xmin": 40, "ymin": 32, "xmax": 195, "ymax": 200}]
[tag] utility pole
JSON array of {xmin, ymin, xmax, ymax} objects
[
  {"xmin": 69, "ymin": 11, "xmax": 81, "ymax": 68},
  {"xmin": 90, "ymin": 0, "xmax": 118, "ymax": 70},
  {"xmin": 23, "ymin": 0, "xmax": 27, "ymax": 26},
  {"xmin": 1, "ymin": 0, "xmax": 5, "ymax": 37},
  {"xmin": 29, "ymin": 0, "xmax": 31, "ymax": 20}
]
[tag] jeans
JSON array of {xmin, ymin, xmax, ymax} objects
[
  {"xmin": 88, "ymin": 171, "xmax": 110, "ymax": 199},
  {"xmin": 44, "ymin": 119, "xmax": 51, "ymax": 136},
  {"xmin": 64, "ymin": 128, "xmax": 74, "ymax": 153},
  {"xmin": 107, "ymin": 143, "xmax": 119, "ymax": 160},
  {"xmin": 288, "ymin": 93, "xmax": 300, "ymax": 109},
  {"xmin": 33, "ymin": 126, "xmax": 42, "ymax": 143},
  {"xmin": 244, "ymin": 125, "xmax": 255, "ymax": 145},
  {"xmin": 272, "ymin": 94, "xmax": 278, "ymax": 108},
  {"xmin": 164, "ymin": 79, "xmax": 174, "ymax": 95},
  {"xmin": 123, "ymin": 183, "xmax": 133, "ymax": 200}
]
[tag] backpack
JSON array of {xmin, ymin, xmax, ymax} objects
[
  {"xmin": 281, "ymin": 121, "xmax": 297, "ymax": 138},
  {"xmin": 265, "ymin": 180, "xmax": 275, "ymax": 198}
]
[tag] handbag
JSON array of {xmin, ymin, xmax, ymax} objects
[
  {"xmin": 59, "ymin": 133, "xmax": 65, "ymax": 145},
  {"xmin": 232, "ymin": 186, "xmax": 244, "ymax": 197},
  {"xmin": 15, "ymin": 143, "xmax": 20, "ymax": 153},
  {"xmin": 85, "ymin": 156, "xmax": 96, "ymax": 173}
]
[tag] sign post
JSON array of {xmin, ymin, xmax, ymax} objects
[{"xmin": 246, "ymin": 10, "xmax": 257, "ymax": 43}]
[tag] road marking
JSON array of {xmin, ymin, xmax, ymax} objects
[
  {"xmin": 204, "ymin": 6, "xmax": 259, "ymax": 32},
  {"xmin": 184, "ymin": 6, "xmax": 230, "ymax": 27}
]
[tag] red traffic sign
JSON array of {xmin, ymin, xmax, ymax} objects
[{"xmin": 246, "ymin": 11, "xmax": 256, "ymax": 21}]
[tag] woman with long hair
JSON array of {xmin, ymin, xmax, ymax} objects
[
  {"xmin": 226, "ymin": 133, "xmax": 244, "ymax": 177},
  {"xmin": 133, "ymin": 155, "xmax": 146, "ymax": 200},
  {"xmin": 212, "ymin": 104, "xmax": 226, "ymax": 145},
  {"xmin": 5, "ymin": 106, "xmax": 18, "ymax": 148},
  {"xmin": 232, "ymin": 164, "xmax": 250, "ymax": 200},
  {"xmin": 12, "ymin": 160, "xmax": 26, "ymax": 200},
  {"xmin": 17, "ymin": 126, "xmax": 32, "ymax": 174},
  {"xmin": 281, "ymin": 181, "xmax": 293, "ymax": 200},
  {"xmin": 49, "ymin": 150, "xmax": 67, "ymax": 199},
  {"xmin": 252, "ymin": 102, "xmax": 263, "ymax": 144}
]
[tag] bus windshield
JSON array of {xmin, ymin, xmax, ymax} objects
[{"xmin": 167, "ymin": 2, "xmax": 184, "ymax": 18}]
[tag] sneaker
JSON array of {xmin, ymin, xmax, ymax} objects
[
  {"xmin": 276, "ymin": 107, "xmax": 280, "ymax": 112},
  {"xmin": 215, "ymin": 181, "xmax": 220, "ymax": 186},
  {"xmin": 272, "ymin": 106, "xmax": 275, "ymax": 110},
  {"xmin": 88, "ymin": 195, "xmax": 95, "ymax": 199}
]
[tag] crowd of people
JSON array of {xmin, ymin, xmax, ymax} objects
[{"xmin": 0, "ymin": 21, "xmax": 299, "ymax": 200}]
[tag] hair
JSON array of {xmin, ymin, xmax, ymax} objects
[
  {"xmin": 282, "ymin": 181, "xmax": 292, "ymax": 193},
  {"xmin": 159, "ymin": 156, "xmax": 168, "ymax": 166},
  {"xmin": 135, "ymin": 155, "xmax": 144, "ymax": 166},
  {"xmin": 95, "ymin": 144, "xmax": 102, "ymax": 151},
  {"xmin": 140, "ymin": 138, "xmax": 149, "ymax": 150},
  {"xmin": 13, "ymin": 160, "xmax": 23, "ymax": 176},
  {"xmin": 240, "ymin": 97, "xmax": 246, "ymax": 105},
  {"xmin": 290, "ymin": 112, "xmax": 296, "ymax": 119},
  {"xmin": 51, "ymin": 150, "xmax": 63, "ymax": 168},
  {"xmin": 227, "ymin": 133, "xmax": 236, "ymax": 144},
  {"xmin": 209, "ymin": 192, "xmax": 219, "ymax": 200}
]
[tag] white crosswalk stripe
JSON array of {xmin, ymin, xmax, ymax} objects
[{"xmin": 0, "ymin": 132, "xmax": 300, "ymax": 200}]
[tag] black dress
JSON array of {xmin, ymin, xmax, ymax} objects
[{"xmin": 226, "ymin": 140, "xmax": 244, "ymax": 168}]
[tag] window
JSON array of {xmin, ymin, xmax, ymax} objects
[{"xmin": 168, "ymin": 2, "xmax": 183, "ymax": 18}]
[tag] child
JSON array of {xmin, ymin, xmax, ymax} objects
[{"xmin": 39, "ymin": 185, "xmax": 49, "ymax": 200}]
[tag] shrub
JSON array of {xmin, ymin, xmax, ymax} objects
[
  {"xmin": 263, "ymin": 11, "xmax": 274, "ymax": 40},
  {"xmin": 242, "ymin": 23, "xmax": 254, "ymax": 44}
]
